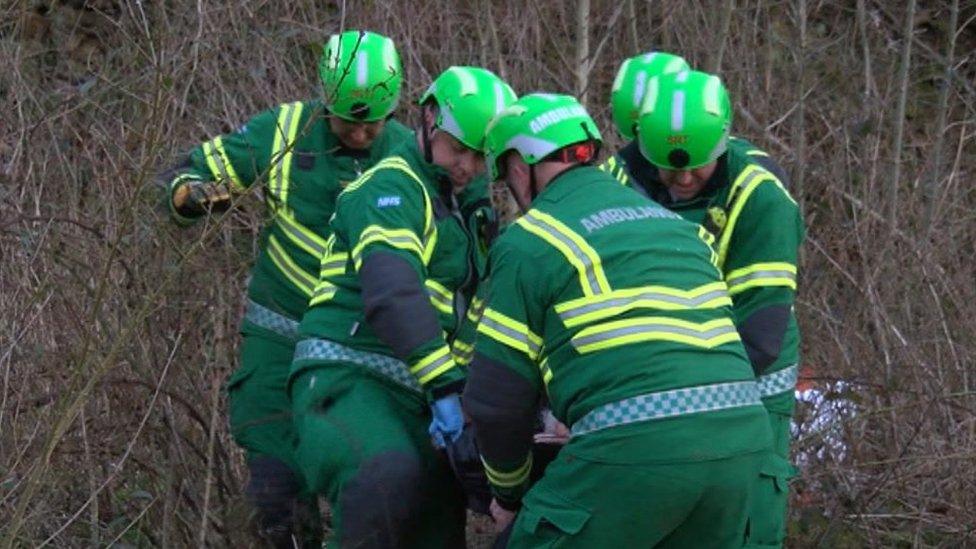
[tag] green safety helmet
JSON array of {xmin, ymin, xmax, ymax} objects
[
  {"xmin": 610, "ymin": 51, "xmax": 690, "ymax": 138},
  {"xmin": 484, "ymin": 93, "xmax": 602, "ymax": 181},
  {"xmin": 418, "ymin": 66, "xmax": 517, "ymax": 151},
  {"xmin": 319, "ymin": 30, "xmax": 402, "ymax": 122},
  {"xmin": 636, "ymin": 70, "xmax": 731, "ymax": 170}
]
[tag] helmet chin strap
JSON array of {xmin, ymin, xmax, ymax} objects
[{"xmin": 422, "ymin": 124, "xmax": 434, "ymax": 165}]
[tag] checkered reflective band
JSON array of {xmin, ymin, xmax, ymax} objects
[
  {"xmin": 294, "ymin": 338, "xmax": 423, "ymax": 394},
  {"xmin": 571, "ymin": 380, "xmax": 763, "ymax": 437},
  {"xmin": 244, "ymin": 299, "xmax": 300, "ymax": 341},
  {"xmin": 757, "ymin": 364, "xmax": 798, "ymax": 398}
]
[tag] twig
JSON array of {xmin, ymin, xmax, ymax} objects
[{"xmin": 886, "ymin": 0, "xmax": 916, "ymax": 234}]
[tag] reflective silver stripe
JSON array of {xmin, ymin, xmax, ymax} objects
[
  {"xmin": 521, "ymin": 213, "xmax": 603, "ymax": 296},
  {"xmin": 276, "ymin": 216, "xmax": 327, "ymax": 257},
  {"xmin": 479, "ymin": 314, "xmax": 541, "ymax": 356},
  {"xmin": 267, "ymin": 238, "xmax": 315, "ymax": 294},
  {"xmin": 427, "ymin": 288, "xmax": 453, "ymax": 312},
  {"xmin": 272, "ymin": 104, "xmax": 299, "ymax": 201},
  {"xmin": 572, "ymin": 321, "xmax": 738, "ymax": 351},
  {"xmin": 414, "ymin": 352, "xmax": 453, "ymax": 382},
  {"xmin": 204, "ymin": 140, "xmax": 231, "ymax": 181},
  {"xmin": 243, "ymin": 299, "xmax": 300, "ymax": 341},
  {"xmin": 559, "ymin": 287, "xmax": 730, "ymax": 324},
  {"xmin": 312, "ymin": 284, "xmax": 337, "ymax": 300},
  {"xmin": 294, "ymin": 338, "xmax": 421, "ymax": 394},
  {"xmin": 726, "ymin": 269, "xmax": 796, "ymax": 288},
  {"xmin": 758, "ymin": 364, "xmax": 798, "ymax": 398},
  {"xmin": 571, "ymin": 381, "xmax": 762, "ymax": 437},
  {"xmin": 321, "ymin": 257, "xmax": 346, "ymax": 272},
  {"xmin": 353, "ymin": 232, "xmax": 423, "ymax": 264}
]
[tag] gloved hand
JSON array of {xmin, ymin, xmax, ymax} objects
[
  {"xmin": 429, "ymin": 393, "xmax": 465, "ymax": 449},
  {"xmin": 173, "ymin": 179, "xmax": 232, "ymax": 216}
]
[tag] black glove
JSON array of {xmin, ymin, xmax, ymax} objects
[{"xmin": 444, "ymin": 425, "xmax": 493, "ymax": 515}]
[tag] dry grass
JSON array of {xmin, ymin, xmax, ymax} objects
[{"xmin": 1, "ymin": 0, "xmax": 975, "ymax": 546}]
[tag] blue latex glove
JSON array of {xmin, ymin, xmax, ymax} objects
[{"xmin": 429, "ymin": 393, "xmax": 465, "ymax": 449}]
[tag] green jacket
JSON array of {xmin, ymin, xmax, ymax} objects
[
  {"xmin": 164, "ymin": 99, "xmax": 412, "ymax": 325},
  {"xmin": 294, "ymin": 138, "xmax": 484, "ymax": 398},
  {"xmin": 600, "ymin": 137, "xmax": 804, "ymax": 415},
  {"xmin": 464, "ymin": 166, "xmax": 770, "ymax": 506}
]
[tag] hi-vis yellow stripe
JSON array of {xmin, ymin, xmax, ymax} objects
[
  {"xmin": 267, "ymin": 234, "xmax": 316, "ymax": 296},
  {"xmin": 425, "ymin": 279, "xmax": 454, "ymax": 315},
  {"xmin": 482, "ymin": 455, "xmax": 532, "ymax": 488},
  {"xmin": 477, "ymin": 308, "xmax": 542, "ymax": 360},
  {"xmin": 410, "ymin": 345, "xmax": 456, "ymax": 385},
  {"xmin": 716, "ymin": 165, "xmax": 795, "ymax": 269},
  {"xmin": 725, "ymin": 262, "xmax": 797, "ymax": 295},
  {"xmin": 341, "ymin": 156, "xmax": 438, "ymax": 266},
  {"xmin": 309, "ymin": 280, "xmax": 337, "ymax": 306},
  {"xmin": 555, "ymin": 282, "xmax": 732, "ymax": 328},
  {"xmin": 352, "ymin": 225, "xmax": 425, "ymax": 270},
  {"xmin": 276, "ymin": 213, "xmax": 328, "ymax": 258},
  {"xmin": 539, "ymin": 356, "xmax": 553, "ymax": 385},
  {"xmin": 452, "ymin": 339, "xmax": 475, "ymax": 366},
  {"xmin": 516, "ymin": 210, "xmax": 610, "ymax": 297},
  {"xmin": 202, "ymin": 136, "xmax": 244, "ymax": 190},
  {"xmin": 598, "ymin": 156, "xmax": 629, "ymax": 185},
  {"xmin": 269, "ymin": 102, "xmax": 304, "ymax": 208},
  {"xmin": 572, "ymin": 317, "xmax": 740, "ymax": 354}
]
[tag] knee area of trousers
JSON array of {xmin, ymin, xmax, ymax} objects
[
  {"xmin": 341, "ymin": 451, "xmax": 425, "ymax": 520},
  {"xmin": 246, "ymin": 456, "xmax": 302, "ymax": 514}
]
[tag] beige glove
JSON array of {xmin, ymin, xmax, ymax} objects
[{"xmin": 172, "ymin": 179, "xmax": 231, "ymax": 216}]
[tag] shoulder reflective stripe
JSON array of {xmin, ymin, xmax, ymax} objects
[
  {"xmin": 267, "ymin": 234, "xmax": 316, "ymax": 296},
  {"xmin": 425, "ymin": 280, "xmax": 454, "ymax": 315},
  {"xmin": 615, "ymin": 167, "xmax": 629, "ymax": 185},
  {"xmin": 274, "ymin": 212, "xmax": 328, "ymax": 258},
  {"xmin": 482, "ymin": 455, "xmax": 532, "ymax": 488},
  {"xmin": 269, "ymin": 102, "xmax": 304, "ymax": 209},
  {"xmin": 717, "ymin": 164, "xmax": 798, "ymax": 270},
  {"xmin": 716, "ymin": 165, "xmax": 770, "ymax": 268},
  {"xmin": 725, "ymin": 262, "xmax": 797, "ymax": 295},
  {"xmin": 202, "ymin": 137, "xmax": 243, "ymax": 190},
  {"xmin": 477, "ymin": 308, "xmax": 542, "ymax": 360},
  {"xmin": 342, "ymin": 156, "xmax": 438, "ymax": 265},
  {"xmin": 410, "ymin": 345, "xmax": 456, "ymax": 385},
  {"xmin": 571, "ymin": 317, "xmax": 740, "ymax": 354},
  {"xmin": 516, "ymin": 210, "xmax": 610, "ymax": 297},
  {"xmin": 555, "ymin": 282, "xmax": 732, "ymax": 328},
  {"xmin": 747, "ymin": 149, "xmax": 770, "ymax": 157},
  {"xmin": 352, "ymin": 225, "xmax": 425, "ymax": 269},
  {"xmin": 698, "ymin": 226, "xmax": 720, "ymax": 269}
]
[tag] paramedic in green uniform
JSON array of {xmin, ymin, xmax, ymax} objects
[
  {"xmin": 465, "ymin": 93, "xmax": 771, "ymax": 548},
  {"xmin": 288, "ymin": 66, "xmax": 516, "ymax": 547},
  {"xmin": 162, "ymin": 30, "xmax": 411, "ymax": 546},
  {"xmin": 619, "ymin": 68, "xmax": 805, "ymax": 548}
]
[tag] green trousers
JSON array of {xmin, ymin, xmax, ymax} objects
[
  {"xmin": 743, "ymin": 411, "xmax": 795, "ymax": 548},
  {"xmin": 507, "ymin": 449, "xmax": 762, "ymax": 549},
  {"xmin": 228, "ymin": 329, "xmax": 320, "ymax": 546},
  {"xmin": 290, "ymin": 363, "xmax": 466, "ymax": 548},
  {"xmin": 228, "ymin": 330, "xmax": 298, "ymax": 465}
]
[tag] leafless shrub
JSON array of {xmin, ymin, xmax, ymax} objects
[{"xmin": 1, "ymin": 1, "xmax": 974, "ymax": 546}]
